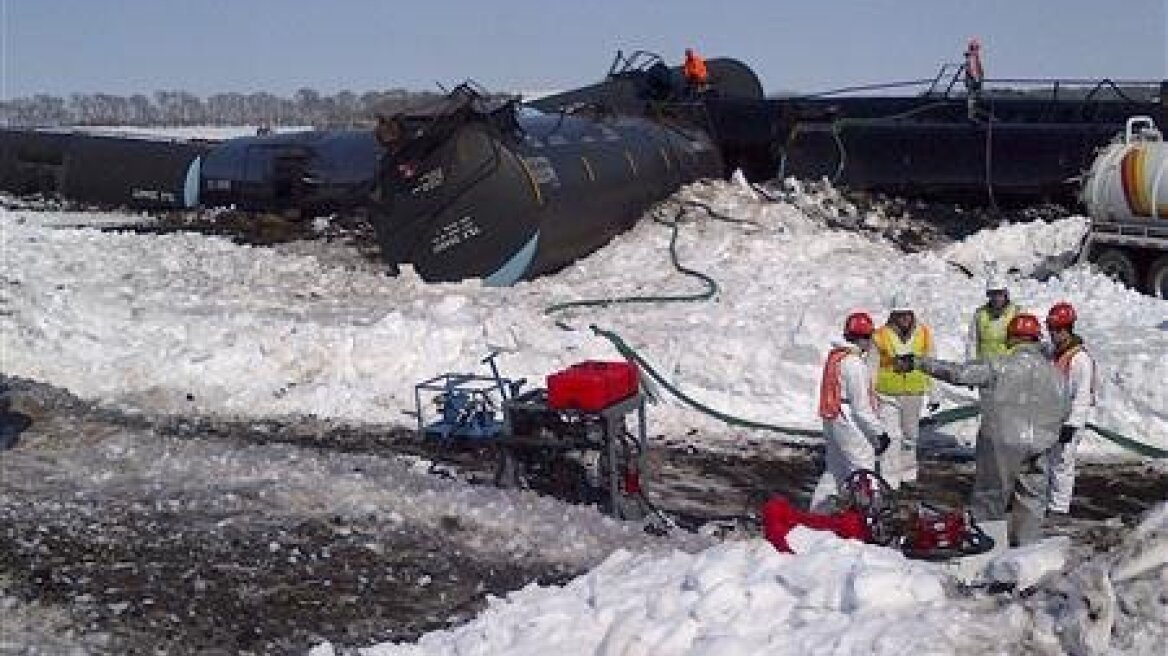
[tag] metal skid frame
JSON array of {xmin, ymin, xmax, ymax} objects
[{"xmin": 496, "ymin": 390, "xmax": 649, "ymax": 520}]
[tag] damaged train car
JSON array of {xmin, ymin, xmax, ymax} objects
[
  {"xmin": 0, "ymin": 126, "xmax": 380, "ymax": 215},
  {"xmin": 366, "ymin": 53, "xmax": 771, "ymax": 283},
  {"xmin": 772, "ymin": 72, "xmax": 1168, "ymax": 203},
  {"xmin": 368, "ymin": 85, "xmax": 722, "ymax": 284},
  {"xmin": 0, "ymin": 128, "xmax": 210, "ymax": 209}
]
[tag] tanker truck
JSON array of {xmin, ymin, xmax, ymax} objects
[{"xmin": 1080, "ymin": 116, "xmax": 1168, "ymax": 298}]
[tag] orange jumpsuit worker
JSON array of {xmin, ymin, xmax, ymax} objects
[{"xmin": 683, "ymin": 48, "xmax": 709, "ymax": 93}]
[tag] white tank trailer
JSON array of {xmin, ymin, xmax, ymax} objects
[{"xmin": 1081, "ymin": 116, "xmax": 1168, "ymax": 298}]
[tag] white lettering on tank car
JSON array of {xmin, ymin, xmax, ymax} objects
[{"xmin": 431, "ymin": 215, "xmax": 483, "ymax": 254}]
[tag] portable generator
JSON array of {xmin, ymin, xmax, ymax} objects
[{"xmin": 415, "ymin": 356, "xmax": 650, "ymax": 521}]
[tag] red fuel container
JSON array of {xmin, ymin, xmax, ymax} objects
[{"xmin": 547, "ymin": 360, "xmax": 639, "ymax": 411}]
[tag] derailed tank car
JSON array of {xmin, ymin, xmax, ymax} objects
[
  {"xmin": 369, "ymin": 86, "xmax": 723, "ymax": 284},
  {"xmin": 0, "ymin": 128, "xmax": 209, "ymax": 209},
  {"xmin": 199, "ymin": 130, "xmax": 380, "ymax": 214}
]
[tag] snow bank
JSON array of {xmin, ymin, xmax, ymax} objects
[{"xmin": 325, "ymin": 502, "xmax": 1168, "ymax": 655}]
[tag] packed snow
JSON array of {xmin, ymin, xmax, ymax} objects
[{"xmin": 2, "ymin": 178, "xmax": 1167, "ymax": 655}]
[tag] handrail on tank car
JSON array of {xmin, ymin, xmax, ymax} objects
[
  {"xmin": 606, "ymin": 49, "xmax": 667, "ymax": 78},
  {"xmin": 793, "ymin": 66, "xmax": 1162, "ymax": 104}
]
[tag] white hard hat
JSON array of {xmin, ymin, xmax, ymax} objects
[
  {"xmin": 985, "ymin": 273, "xmax": 1009, "ymax": 293},
  {"xmin": 889, "ymin": 294, "xmax": 913, "ymax": 313}
]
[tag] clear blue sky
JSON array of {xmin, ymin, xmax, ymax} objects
[{"xmin": 3, "ymin": 0, "xmax": 1166, "ymax": 98}]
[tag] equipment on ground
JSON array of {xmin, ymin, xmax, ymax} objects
[
  {"xmin": 1080, "ymin": 115, "xmax": 1168, "ymax": 298},
  {"xmin": 761, "ymin": 468, "xmax": 996, "ymax": 562},
  {"xmin": 415, "ymin": 356, "xmax": 651, "ymax": 521},
  {"xmin": 414, "ymin": 351, "xmax": 525, "ymax": 441}
]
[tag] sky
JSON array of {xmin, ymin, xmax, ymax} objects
[
  {"xmin": 2, "ymin": 0, "xmax": 1166, "ymax": 99},
  {"xmin": 2, "ymin": 180, "xmax": 1167, "ymax": 653}
]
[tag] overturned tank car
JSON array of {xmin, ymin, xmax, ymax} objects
[{"xmin": 369, "ymin": 85, "xmax": 722, "ymax": 284}]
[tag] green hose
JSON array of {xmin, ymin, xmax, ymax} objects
[
  {"xmin": 543, "ymin": 204, "xmax": 720, "ymax": 319},
  {"xmin": 916, "ymin": 403, "xmax": 1166, "ymax": 459},
  {"xmin": 590, "ymin": 323, "xmax": 822, "ymax": 442}
]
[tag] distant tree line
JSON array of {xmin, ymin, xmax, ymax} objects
[{"xmin": 0, "ymin": 88, "xmax": 452, "ymax": 128}]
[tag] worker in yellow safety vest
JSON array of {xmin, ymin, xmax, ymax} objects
[
  {"xmin": 967, "ymin": 274, "xmax": 1021, "ymax": 360},
  {"xmin": 873, "ymin": 300, "xmax": 937, "ymax": 488}
]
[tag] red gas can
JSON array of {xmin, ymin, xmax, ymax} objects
[{"xmin": 547, "ymin": 360, "xmax": 639, "ymax": 411}]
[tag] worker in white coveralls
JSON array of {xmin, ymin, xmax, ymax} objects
[
  {"xmin": 812, "ymin": 311, "xmax": 891, "ymax": 511},
  {"xmin": 1044, "ymin": 301, "xmax": 1096, "ymax": 515},
  {"xmin": 895, "ymin": 314, "xmax": 1068, "ymax": 546},
  {"xmin": 872, "ymin": 299, "xmax": 938, "ymax": 488}
]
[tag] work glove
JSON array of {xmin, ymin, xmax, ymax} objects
[
  {"xmin": 893, "ymin": 354, "xmax": 917, "ymax": 373},
  {"xmin": 874, "ymin": 433, "xmax": 891, "ymax": 456},
  {"xmin": 1058, "ymin": 425, "xmax": 1076, "ymax": 444}
]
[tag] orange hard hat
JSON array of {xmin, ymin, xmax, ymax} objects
[
  {"xmin": 1046, "ymin": 302, "xmax": 1077, "ymax": 330},
  {"xmin": 1007, "ymin": 314, "xmax": 1042, "ymax": 341},
  {"xmin": 844, "ymin": 312, "xmax": 875, "ymax": 338}
]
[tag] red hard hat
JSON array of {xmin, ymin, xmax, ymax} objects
[
  {"xmin": 1007, "ymin": 313, "xmax": 1042, "ymax": 341},
  {"xmin": 1046, "ymin": 302, "xmax": 1077, "ymax": 329},
  {"xmin": 844, "ymin": 312, "xmax": 875, "ymax": 338}
]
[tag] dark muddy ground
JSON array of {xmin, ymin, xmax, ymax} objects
[{"xmin": 1, "ymin": 378, "xmax": 1164, "ymax": 655}]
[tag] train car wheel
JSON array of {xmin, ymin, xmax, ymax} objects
[
  {"xmin": 1092, "ymin": 247, "xmax": 1138, "ymax": 289},
  {"xmin": 1145, "ymin": 255, "xmax": 1168, "ymax": 299}
]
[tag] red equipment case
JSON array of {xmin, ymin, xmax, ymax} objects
[{"xmin": 547, "ymin": 360, "xmax": 639, "ymax": 411}]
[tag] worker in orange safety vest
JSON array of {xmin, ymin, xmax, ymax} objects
[
  {"xmin": 811, "ymin": 311, "xmax": 891, "ymax": 511},
  {"xmin": 872, "ymin": 299, "xmax": 938, "ymax": 488},
  {"xmin": 963, "ymin": 37, "xmax": 985, "ymax": 118},
  {"xmin": 1044, "ymin": 301, "xmax": 1097, "ymax": 515},
  {"xmin": 683, "ymin": 48, "xmax": 709, "ymax": 94}
]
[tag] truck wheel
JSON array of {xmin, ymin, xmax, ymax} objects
[
  {"xmin": 1092, "ymin": 247, "xmax": 1139, "ymax": 288},
  {"xmin": 1146, "ymin": 255, "xmax": 1168, "ymax": 300}
]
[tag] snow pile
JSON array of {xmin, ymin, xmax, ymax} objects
[
  {"xmin": 2, "ymin": 182, "xmax": 1165, "ymax": 458},
  {"xmin": 941, "ymin": 215, "xmax": 1090, "ymax": 278},
  {"xmin": 342, "ymin": 502, "xmax": 1168, "ymax": 656},
  {"xmin": 301, "ymin": 502, "xmax": 1166, "ymax": 655},
  {"xmin": 353, "ymin": 533, "xmax": 977, "ymax": 656}
]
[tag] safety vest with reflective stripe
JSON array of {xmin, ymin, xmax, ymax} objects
[
  {"xmin": 874, "ymin": 324, "xmax": 934, "ymax": 395},
  {"xmin": 976, "ymin": 303, "xmax": 1019, "ymax": 359},
  {"xmin": 818, "ymin": 346, "xmax": 878, "ymax": 420}
]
